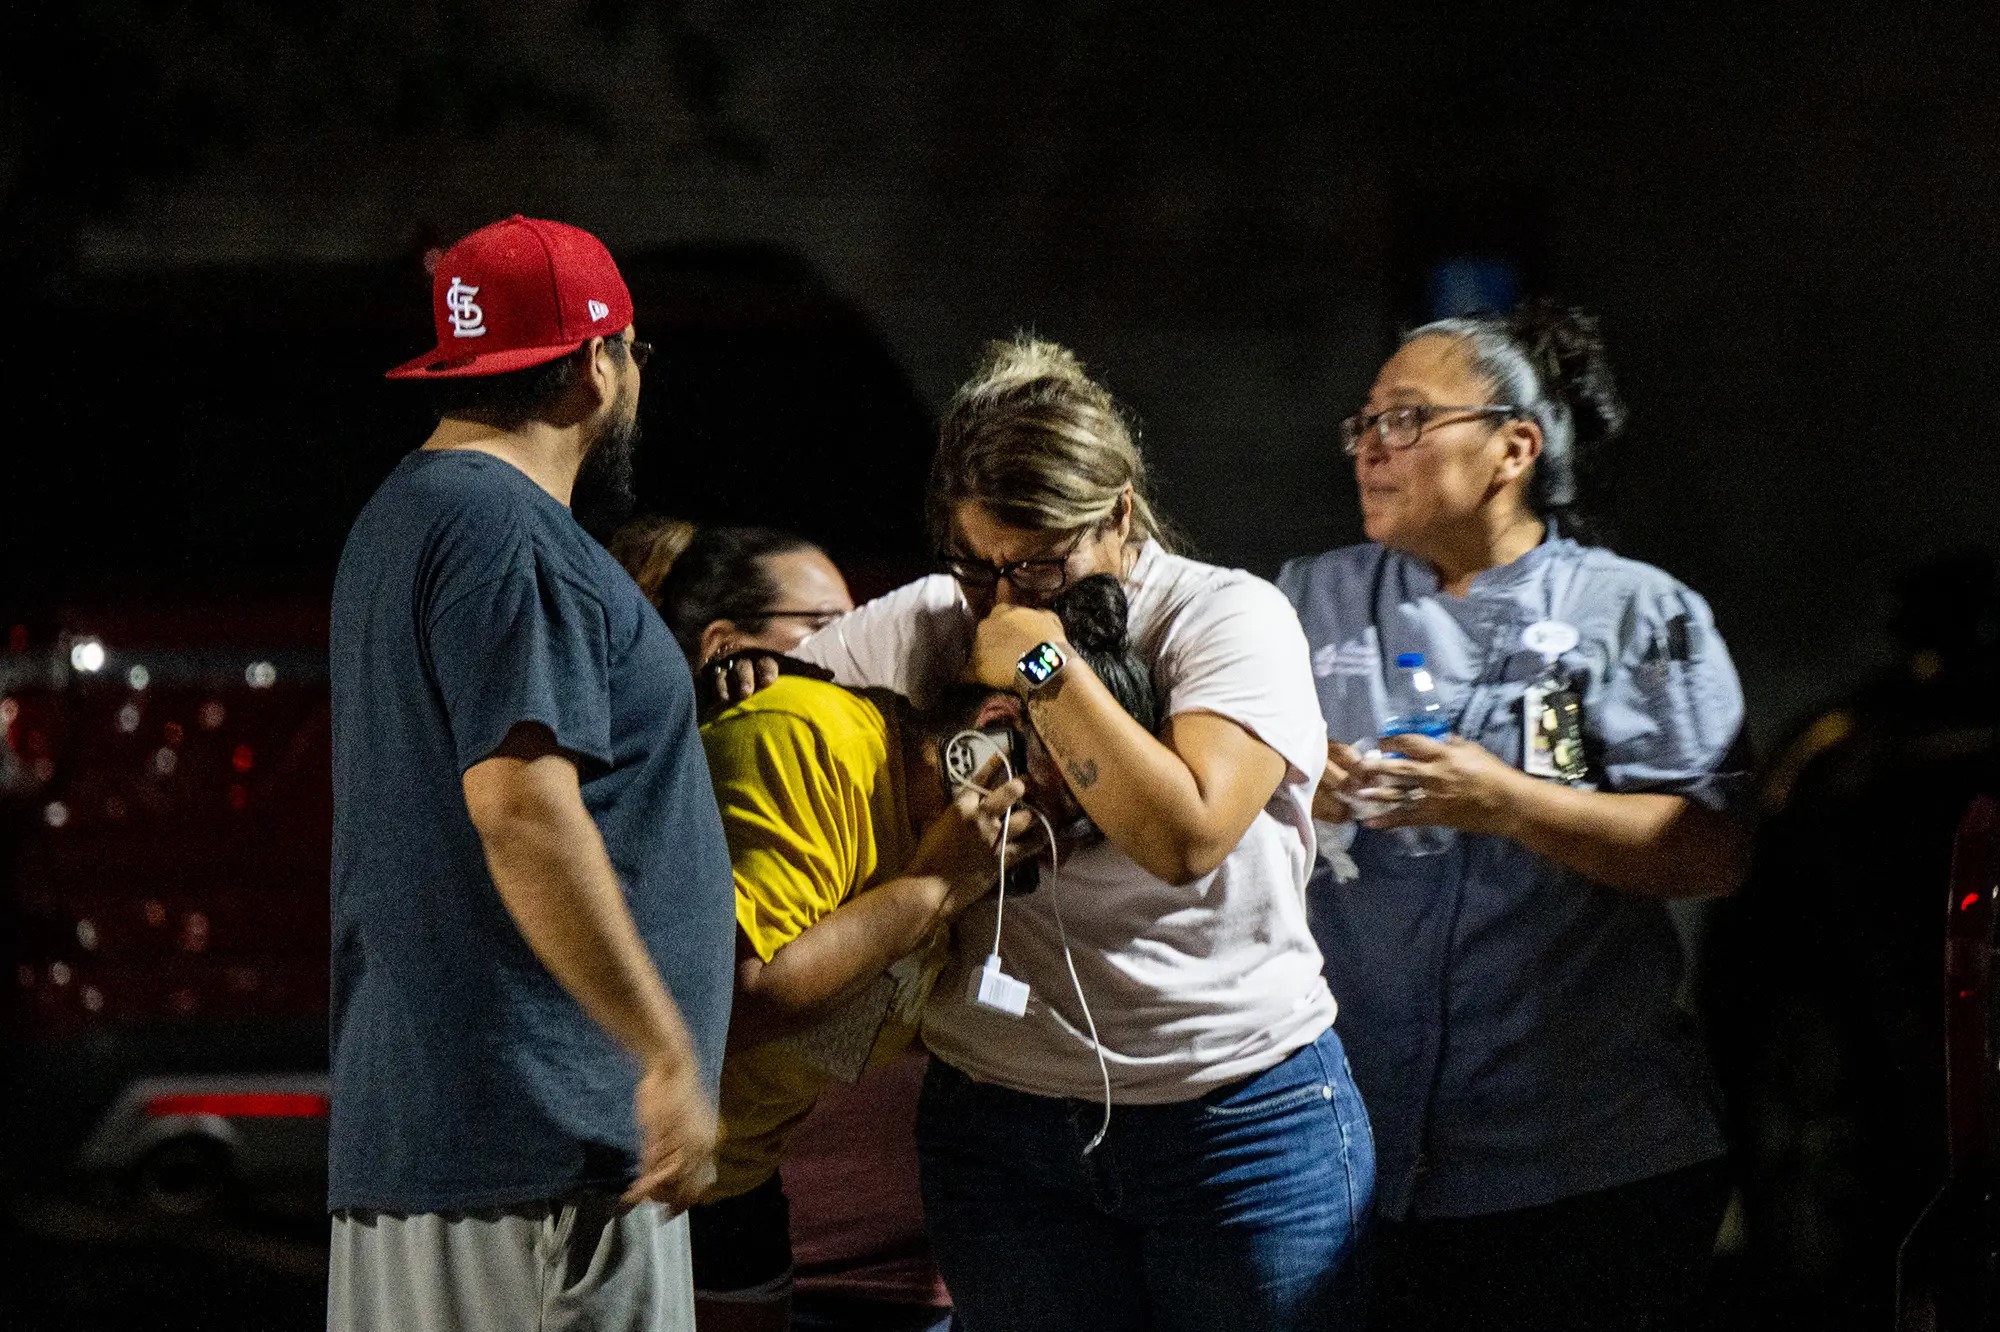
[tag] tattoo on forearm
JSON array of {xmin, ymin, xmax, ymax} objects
[{"xmin": 1027, "ymin": 690, "xmax": 1100, "ymax": 792}]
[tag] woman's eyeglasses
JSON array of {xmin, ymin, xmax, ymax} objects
[
  {"xmin": 1339, "ymin": 404, "xmax": 1520, "ymax": 456},
  {"xmin": 938, "ymin": 529, "xmax": 1089, "ymax": 596}
]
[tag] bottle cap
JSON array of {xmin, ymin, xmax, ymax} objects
[{"xmin": 1395, "ymin": 652, "xmax": 1425, "ymax": 668}]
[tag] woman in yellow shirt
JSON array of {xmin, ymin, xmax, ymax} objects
[{"xmin": 670, "ymin": 558, "xmax": 1158, "ymax": 1330}]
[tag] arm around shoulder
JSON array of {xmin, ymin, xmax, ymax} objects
[{"xmin": 791, "ymin": 575, "xmax": 969, "ymax": 699}]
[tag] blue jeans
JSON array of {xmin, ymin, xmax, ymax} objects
[{"xmin": 915, "ymin": 1027, "xmax": 1374, "ymax": 1332}]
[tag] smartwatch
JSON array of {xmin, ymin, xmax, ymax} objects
[{"xmin": 1015, "ymin": 641, "xmax": 1068, "ymax": 692}]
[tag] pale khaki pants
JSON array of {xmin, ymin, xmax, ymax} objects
[{"xmin": 328, "ymin": 1197, "xmax": 693, "ymax": 1332}]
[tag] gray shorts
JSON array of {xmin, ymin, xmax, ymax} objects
[{"xmin": 328, "ymin": 1196, "xmax": 693, "ymax": 1332}]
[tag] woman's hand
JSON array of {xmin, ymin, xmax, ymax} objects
[
  {"xmin": 967, "ymin": 605, "xmax": 1068, "ymax": 691},
  {"xmin": 1353, "ymin": 732, "xmax": 1530, "ymax": 837},
  {"xmin": 907, "ymin": 754, "xmax": 1034, "ymax": 916},
  {"xmin": 1352, "ymin": 731, "xmax": 1750, "ymax": 897},
  {"xmin": 728, "ymin": 754, "xmax": 1030, "ymax": 1051},
  {"xmin": 700, "ymin": 649, "xmax": 781, "ymax": 709},
  {"xmin": 1310, "ymin": 739, "xmax": 1369, "ymax": 824},
  {"xmin": 696, "ymin": 650, "xmax": 836, "ymax": 711}
]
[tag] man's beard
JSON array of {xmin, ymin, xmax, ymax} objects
[{"xmin": 572, "ymin": 393, "xmax": 640, "ymax": 536}]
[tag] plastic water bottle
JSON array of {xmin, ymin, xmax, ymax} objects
[
  {"xmin": 1383, "ymin": 653, "xmax": 1450, "ymax": 746},
  {"xmin": 1381, "ymin": 652, "xmax": 1451, "ymax": 857}
]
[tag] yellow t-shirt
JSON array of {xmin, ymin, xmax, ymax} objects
[{"xmin": 699, "ymin": 676, "xmax": 936, "ymax": 1201}]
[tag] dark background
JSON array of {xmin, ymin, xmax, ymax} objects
[
  {"xmin": 3, "ymin": 3, "xmax": 1998, "ymax": 1329},
  {"xmin": 6, "ymin": 1, "xmax": 1998, "ymax": 743}
]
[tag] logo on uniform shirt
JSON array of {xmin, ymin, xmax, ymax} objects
[
  {"xmin": 445, "ymin": 277, "xmax": 487, "ymax": 338},
  {"xmin": 1312, "ymin": 639, "xmax": 1374, "ymax": 680},
  {"xmin": 587, "ymin": 298, "xmax": 609, "ymax": 322}
]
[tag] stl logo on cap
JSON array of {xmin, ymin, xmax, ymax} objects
[
  {"xmin": 445, "ymin": 278, "xmax": 487, "ymax": 338},
  {"xmin": 386, "ymin": 215, "xmax": 634, "ymax": 380}
]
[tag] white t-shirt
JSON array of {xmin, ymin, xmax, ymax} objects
[{"xmin": 793, "ymin": 541, "xmax": 1337, "ymax": 1103}]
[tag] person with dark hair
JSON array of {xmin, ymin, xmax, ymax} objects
[
  {"xmin": 791, "ymin": 337, "xmax": 1370, "ymax": 1332},
  {"xmin": 687, "ymin": 574, "xmax": 1161, "ymax": 1332},
  {"xmin": 656, "ymin": 525, "xmax": 854, "ymax": 672},
  {"xmin": 611, "ymin": 519, "xmax": 938, "ymax": 1330},
  {"xmin": 608, "ymin": 519, "xmax": 855, "ymax": 691},
  {"xmin": 328, "ymin": 216, "xmax": 735, "ymax": 1332},
  {"xmin": 415, "ymin": 272, "xmax": 647, "ymax": 532},
  {"xmin": 1277, "ymin": 300, "xmax": 1753, "ymax": 1330}
]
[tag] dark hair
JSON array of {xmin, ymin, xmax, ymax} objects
[
  {"xmin": 422, "ymin": 338, "xmax": 626, "ymax": 430},
  {"xmin": 1052, "ymin": 574, "xmax": 1158, "ymax": 733},
  {"xmin": 931, "ymin": 572, "xmax": 1158, "ymax": 745},
  {"xmin": 1405, "ymin": 298, "xmax": 1627, "ymax": 539},
  {"xmin": 656, "ymin": 525, "xmax": 818, "ymax": 664}
]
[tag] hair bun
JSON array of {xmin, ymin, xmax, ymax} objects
[
  {"xmin": 1051, "ymin": 574, "xmax": 1130, "ymax": 655},
  {"xmin": 961, "ymin": 335, "xmax": 1119, "ymax": 419},
  {"xmin": 1507, "ymin": 298, "xmax": 1628, "ymax": 450},
  {"xmin": 1051, "ymin": 573, "xmax": 1159, "ymax": 734},
  {"xmin": 973, "ymin": 335, "xmax": 1091, "ymax": 391}
]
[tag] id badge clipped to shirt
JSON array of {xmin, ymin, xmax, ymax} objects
[
  {"xmin": 1523, "ymin": 671, "xmax": 1590, "ymax": 785},
  {"xmin": 1521, "ymin": 620, "xmax": 1592, "ymax": 787}
]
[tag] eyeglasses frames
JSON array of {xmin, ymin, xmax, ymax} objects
[
  {"xmin": 1339, "ymin": 403, "xmax": 1521, "ymax": 456},
  {"xmin": 937, "ymin": 527, "xmax": 1093, "ymax": 597}
]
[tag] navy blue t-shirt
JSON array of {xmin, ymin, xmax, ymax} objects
[{"xmin": 328, "ymin": 449, "xmax": 735, "ymax": 1213}]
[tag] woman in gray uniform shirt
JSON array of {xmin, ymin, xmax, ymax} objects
[{"xmin": 1277, "ymin": 301, "xmax": 1751, "ymax": 1331}]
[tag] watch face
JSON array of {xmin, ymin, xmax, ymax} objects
[{"xmin": 1018, "ymin": 642, "xmax": 1065, "ymax": 686}]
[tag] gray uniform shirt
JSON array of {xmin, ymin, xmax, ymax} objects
[{"xmin": 1276, "ymin": 535, "xmax": 1748, "ymax": 1220}]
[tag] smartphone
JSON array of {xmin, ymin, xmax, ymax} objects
[{"xmin": 940, "ymin": 726, "xmax": 1038, "ymax": 895}]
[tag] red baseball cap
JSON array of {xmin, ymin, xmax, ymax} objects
[{"xmin": 386, "ymin": 215, "xmax": 635, "ymax": 379}]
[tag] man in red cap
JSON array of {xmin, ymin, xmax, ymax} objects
[{"xmin": 326, "ymin": 216, "xmax": 736, "ymax": 1332}]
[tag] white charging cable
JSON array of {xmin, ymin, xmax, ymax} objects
[
  {"xmin": 941, "ymin": 729, "xmax": 1113, "ymax": 1154},
  {"xmin": 943, "ymin": 731, "xmax": 1032, "ymax": 1017},
  {"xmin": 1032, "ymin": 806, "xmax": 1113, "ymax": 1154}
]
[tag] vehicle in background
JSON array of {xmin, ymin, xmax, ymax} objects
[
  {"xmin": 79, "ymin": 1073, "xmax": 330, "ymax": 1218},
  {"xmin": 1707, "ymin": 550, "xmax": 2000, "ymax": 1331},
  {"xmin": 1894, "ymin": 795, "xmax": 1999, "ymax": 1332},
  {"xmin": 1, "ymin": 606, "xmax": 331, "ymax": 1217}
]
